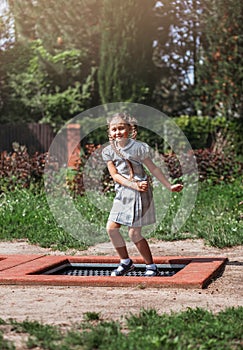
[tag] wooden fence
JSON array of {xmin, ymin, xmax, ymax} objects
[
  {"xmin": 0, "ymin": 123, "xmax": 82, "ymax": 168},
  {"xmin": 0, "ymin": 123, "xmax": 55, "ymax": 154}
]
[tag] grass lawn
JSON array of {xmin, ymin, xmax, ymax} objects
[
  {"xmin": 0, "ymin": 179, "xmax": 242, "ymax": 250},
  {"xmin": 0, "ymin": 307, "xmax": 242, "ymax": 350}
]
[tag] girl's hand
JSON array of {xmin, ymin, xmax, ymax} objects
[
  {"xmin": 170, "ymin": 184, "xmax": 183, "ymax": 192},
  {"xmin": 137, "ymin": 181, "xmax": 148, "ymax": 192}
]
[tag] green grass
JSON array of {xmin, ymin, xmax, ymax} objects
[
  {"xmin": 0, "ymin": 307, "xmax": 242, "ymax": 349},
  {"xmin": 0, "ymin": 179, "xmax": 242, "ymax": 250},
  {"xmin": 152, "ymin": 178, "xmax": 243, "ymax": 248},
  {"xmin": 0, "ymin": 189, "xmax": 89, "ymax": 251}
]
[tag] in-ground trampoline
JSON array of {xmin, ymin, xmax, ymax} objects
[{"xmin": 0, "ymin": 254, "xmax": 227, "ymax": 289}]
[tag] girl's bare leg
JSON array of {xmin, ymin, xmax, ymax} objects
[
  {"xmin": 106, "ymin": 221, "xmax": 129, "ymax": 259},
  {"xmin": 128, "ymin": 227, "xmax": 153, "ymax": 265},
  {"xmin": 135, "ymin": 239, "xmax": 154, "ymax": 265}
]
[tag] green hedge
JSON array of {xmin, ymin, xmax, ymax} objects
[
  {"xmin": 81, "ymin": 115, "xmax": 243, "ymax": 154},
  {"xmin": 174, "ymin": 115, "xmax": 243, "ymax": 152}
]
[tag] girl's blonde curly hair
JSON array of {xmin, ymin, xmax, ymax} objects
[{"xmin": 107, "ymin": 112, "xmax": 138, "ymax": 141}]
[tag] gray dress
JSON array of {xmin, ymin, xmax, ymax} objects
[{"xmin": 102, "ymin": 139, "xmax": 156, "ymax": 227}]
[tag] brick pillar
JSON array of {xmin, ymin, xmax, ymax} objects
[{"xmin": 66, "ymin": 124, "xmax": 81, "ymax": 169}]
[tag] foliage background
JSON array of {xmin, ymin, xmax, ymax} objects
[
  {"xmin": 0, "ymin": 0, "xmax": 242, "ymax": 134},
  {"xmin": 0, "ymin": 0, "xmax": 242, "ymax": 250}
]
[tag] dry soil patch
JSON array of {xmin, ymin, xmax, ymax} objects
[{"xmin": 0, "ymin": 239, "xmax": 242, "ymax": 327}]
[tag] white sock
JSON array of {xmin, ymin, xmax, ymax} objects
[
  {"xmin": 121, "ymin": 258, "xmax": 131, "ymax": 265},
  {"xmin": 116, "ymin": 258, "xmax": 131, "ymax": 272},
  {"xmin": 146, "ymin": 264, "xmax": 156, "ymax": 270}
]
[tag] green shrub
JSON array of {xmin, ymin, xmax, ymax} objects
[
  {"xmin": 65, "ymin": 147, "xmax": 243, "ymax": 196},
  {"xmin": 174, "ymin": 115, "xmax": 243, "ymax": 153},
  {"xmin": 0, "ymin": 143, "xmax": 46, "ymax": 193},
  {"xmin": 193, "ymin": 148, "xmax": 242, "ymax": 184}
]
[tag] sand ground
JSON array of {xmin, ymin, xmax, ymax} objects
[{"xmin": 0, "ymin": 239, "xmax": 242, "ymax": 328}]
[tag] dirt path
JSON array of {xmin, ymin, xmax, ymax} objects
[{"xmin": 0, "ymin": 239, "xmax": 242, "ymax": 327}]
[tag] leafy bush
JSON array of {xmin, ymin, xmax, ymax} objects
[
  {"xmin": 139, "ymin": 147, "xmax": 241, "ymax": 184},
  {"xmin": 1, "ymin": 142, "xmax": 242, "ymax": 196},
  {"xmin": 0, "ymin": 143, "xmax": 46, "ymax": 193},
  {"xmin": 193, "ymin": 148, "xmax": 242, "ymax": 184},
  {"xmin": 157, "ymin": 147, "xmax": 242, "ymax": 185},
  {"xmin": 80, "ymin": 115, "xmax": 243, "ymax": 154},
  {"xmin": 174, "ymin": 115, "xmax": 243, "ymax": 153},
  {"xmin": 67, "ymin": 145, "xmax": 242, "ymax": 196},
  {"xmin": 4, "ymin": 40, "xmax": 95, "ymax": 129}
]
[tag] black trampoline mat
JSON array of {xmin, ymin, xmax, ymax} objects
[{"xmin": 41, "ymin": 262, "xmax": 186, "ymax": 277}]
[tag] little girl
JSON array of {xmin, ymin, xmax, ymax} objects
[{"xmin": 102, "ymin": 112, "xmax": 183, "ymax": 277}]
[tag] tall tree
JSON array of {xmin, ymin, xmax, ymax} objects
[
  {"xmin": 6, "ymin": 0, "xmax": 102, "ymax": 91},
  {"xmin": 194, "ymin": 0, "xmax": 243, "ymax": 118},
  {"xmin": 1, "ymin": 0, "xmax": 101, "ymax": 124},
  {"xmin": 153, "ymin": 0, "xmax": 201, "ymax": 115},
  {"xmin": 7, "ymin": 0, "xmax": 101, "ymax": 52},
  {"xmin": 98, "ymin": 0, "xmax": 157, "ymax": 104}
]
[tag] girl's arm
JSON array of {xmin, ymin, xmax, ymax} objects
[
  {"xmin": 143, "ymin": 158, "xmax": 183, "ymax": 192},
  {"xmin": 107, "ymin": 161, "xmax": 148, "ymax": 192}
]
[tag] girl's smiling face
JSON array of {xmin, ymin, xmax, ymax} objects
[{"xmin": 109, "ymin": 117, "xmax": 131, "ymax": 143}]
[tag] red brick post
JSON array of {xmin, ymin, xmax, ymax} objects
[{"xmin": 66, "ymin": 124, "xmax": 81, "ymax": 169}]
